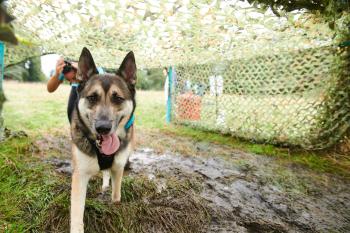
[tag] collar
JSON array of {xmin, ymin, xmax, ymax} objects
[{"xmin": 125, "ymin": 114, "xmax": 135, "ymax": 130}]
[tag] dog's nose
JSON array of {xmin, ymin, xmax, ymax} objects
[{"xmin": 95, "ymin": 121, "xmax": 112, "ymax": 135}]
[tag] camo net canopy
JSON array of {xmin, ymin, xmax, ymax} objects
[
  {"xmin": 6, "ymin": 0, "xmax": 334, "ymax": 68},
  {"xmin": 4, "ymin": 0, "xmax": 350, "ymax": 148}
]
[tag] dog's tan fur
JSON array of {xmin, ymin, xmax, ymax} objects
[{"xmin": 70, "ymin": 48, "xmax": 137, "ymax": 233}]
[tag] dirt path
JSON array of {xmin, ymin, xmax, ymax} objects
[{"xmin": 41, "ymin": 130, "xmax": 350, "ymax": 233}]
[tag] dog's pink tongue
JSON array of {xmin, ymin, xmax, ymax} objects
[{"xmin": 100, "ymin": 133, "xmax": 120, "ymax": 155}]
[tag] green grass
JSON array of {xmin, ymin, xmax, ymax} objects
[
  {"xmin": 0, "ymin": 137, "xmax": 55, "ymax": 231},
  {"xmin": 3, "ymin": 81, "xmax": 69, "ymax": 134},
  {"xmin": 0, "ymin": 137, "xmax": 208, "ymax": 233},
  {"xmin": 2, "ymin": 82, "xmax": 167, "ymax": 133}
]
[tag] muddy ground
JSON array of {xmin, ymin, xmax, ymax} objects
[{"xmin": 38, "ymin": 130, "xmax": 350, "ymax": 233}]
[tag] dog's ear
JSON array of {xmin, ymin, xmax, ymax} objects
[
  {"xmin": 77, "ymin": 47, "xmax": 98, "ymax": 81},
  {"xmin": 117, "ymin": 51, "xmax": 137, "ymax": 85}
]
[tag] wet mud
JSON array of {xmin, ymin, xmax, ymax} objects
[
  {"xmin": 128, "ymin": 149, "xmax": 350, "ymax": 233},
  {"xmin": 48, "ymin": 144, "xmax": 350, "ymax": 233}
]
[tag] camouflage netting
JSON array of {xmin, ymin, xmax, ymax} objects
[
  {"xmin": 2, "ymin": 0, "xmax": 350, "ymax": 148},
  {"xmin": 5, "ymin": 0, "xmax": 335, "ymax": 68},
  {"xmin": 172, "ymin": 45, "xmax": 350, "ymax": 149}
]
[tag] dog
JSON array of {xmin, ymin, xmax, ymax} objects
[{"xmin": 70, "ymin": 47, "xmax": 137, "ymax": 233}]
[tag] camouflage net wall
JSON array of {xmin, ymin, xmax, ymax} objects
[{"xmin": 172, "ymin": 45, "xmax": 350, "ymax": 149}]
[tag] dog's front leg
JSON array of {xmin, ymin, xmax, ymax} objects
[
  {"xmin": 71, "ymin": 170, "xmax": 91, "ymax": 233},
  {"xmin": 111, "ymin": 147, "xmax": 130, "ymax": 203},
  {"xmin": 111, "ymin": 165, "xmax": 124, "ymax": 203},
  {"xmin": 102, "ymin": 170, "xmax": 110, "ymax": 192}
]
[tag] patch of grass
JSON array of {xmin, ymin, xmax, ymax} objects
[
  {"xmin": 3, "ymin": 81, "xmax": 69, "ymax": 135},
  {"xmin": 0, "ymin": 137, "xmax": 57, "ymax": 231},
  {"xmin": 37, "ymin": 176, "xmax": 210, "ymax": 233},
  {"xmin": 0, "ymin": 136, "xmax": 210, "ymax": 232},
  {"xmin": 263, "ymin": 167, "xmax": 311, "ymax": 195}
]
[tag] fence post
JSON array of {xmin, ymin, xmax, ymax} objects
[
  {"xmin": 0, "ymin": 41, "xmax": 5, "ymax": 141},
  {"xmin": 166, "ymin": 66, "xmax": 173, "ymax": 124}
]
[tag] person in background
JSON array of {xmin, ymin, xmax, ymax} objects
[{"xmin": 47, "ymin": 57, "xmax": 79, "ymax": 123}]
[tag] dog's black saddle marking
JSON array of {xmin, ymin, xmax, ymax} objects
[{"xmin": 87, "ymin": 138, "xmax": 115, "ymax": 170}]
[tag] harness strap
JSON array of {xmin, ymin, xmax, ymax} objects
[
  {"xmin": 87, "ymin": 137, "xmax": 115, "ymax": 170},
  {"xmin": 125, "ymin": 114, "xmax": 135, "ymax": 130}
]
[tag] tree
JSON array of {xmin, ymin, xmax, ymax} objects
[
  {"xmin": 0, "ymin": 0, "xmax": 18, "ymax": 141},
  {"xmin": 246, "ymin": 0, "xmax": 347, "ymax": 14},
  {"xmin": 27, "ymin": 57, "xmax": 46, "ymax": 82}
]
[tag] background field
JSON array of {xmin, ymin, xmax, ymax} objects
[{"xmin": 3, "ymin": 81, "xmax": 166, "ymax": 134}]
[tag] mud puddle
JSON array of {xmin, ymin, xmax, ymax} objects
[
  {"xmin": 130, "ymin": 149, "xmax": 350, "ymax": 233},
  {"xmin": 49, "ymin": 147, "xmax": 350, "ymax": 233}
]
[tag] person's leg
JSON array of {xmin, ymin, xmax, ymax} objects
[{"xmin": 67, "ymin": 86, "xmax": 78, "ymax": 124}]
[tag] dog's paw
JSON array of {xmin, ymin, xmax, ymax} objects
[
  {"xmin": 113, "ymin": 200, "xmax": 121, "ymax": 206},
  {"xmin": 101, "ymin": 185, "xmax": 109, "ymax": 193},
  {"xmin": 112, "ymin": 195, "xmax": 121, "ymax": 204},
  {"xmin": 71, "ymin": 223, "xmax": 84, "ymax": 233}
]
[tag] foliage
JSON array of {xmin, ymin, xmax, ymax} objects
[
  {"xmin": 0, "ymin": 25, "xmax": 17, "ymax": 45},
  {"xmin": 248, "ymin": 0, "xmax": 350, "ymax": 42},
  {"xmin": 0, "ymin": 1, "xmax": 17, "ymax": 44},
  {"xmin": 0, "ymin": 0, "xmax": 18, "ymax": 143},
  {"xmin": 4, "ymin": 64, "xmax": 29, "ymax": 82},
  {"xmin": 4, "ymin": 56, "xmax": 45, "ymax": 82},
  {"xmin": 0, "ymin": 89, "xmax": 4, "ymax": 141},
  {"xmin": 246, "ymin": 0, "xmax": 348, "ymax": 13},
  {"xmin": 136, "ymin": 68, "xmax": 165, "ymax": 91},
  {"xmin": 27, "ymin": 56, "xmax": 46, "ymax": 82},
  {"xmin": 0, "ymin": 136, "xmax": 209, "ymax": 232}
]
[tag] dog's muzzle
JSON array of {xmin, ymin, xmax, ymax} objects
[{"xmin": 95, "ymin": 120, "xmax": 112, "ymax": 135}]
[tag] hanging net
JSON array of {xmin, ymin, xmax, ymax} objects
[
  {"xmin": 3, "ymin": 0, "xmax": 350, "ymax": 148},
  {"xmin": 5, "ymin": 0, "xmax": 333, "ymax": 68},
  {"xmin": 172, "ymin": 45, "xmax": 350, "ymax": 149}
]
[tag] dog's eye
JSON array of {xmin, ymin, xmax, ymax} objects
[
  {"xmin": 86, "ymin": 94, "xmax": 98, "ymax": 104},
  {"xmin": 111, "ymin": 93, "xmax": 124, "ymax": 104}
]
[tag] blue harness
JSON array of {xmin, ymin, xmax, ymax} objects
[{"xmin": 124, "ymin": 114, "xmax": 135, "ymax": 130}]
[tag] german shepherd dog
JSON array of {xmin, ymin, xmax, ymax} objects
[{"xmin": 70, "ymin": 48, "xmax": 136, "ymax": 233}]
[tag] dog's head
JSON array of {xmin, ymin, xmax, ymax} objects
[{"xmin": 76, "ymin": 47, "xmax": 136, "ymax": 139}]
